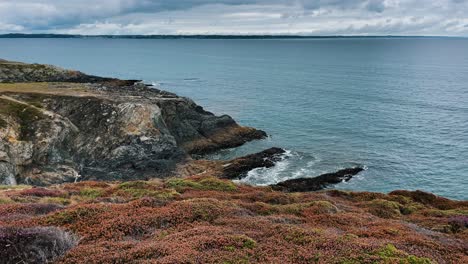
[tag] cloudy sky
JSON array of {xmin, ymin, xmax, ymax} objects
[{"xmin": 0, "ymin": 0, "xmax": 467, "ymax": 36}]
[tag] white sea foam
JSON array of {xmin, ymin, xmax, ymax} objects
[
  {"xmin": 239, "ymin": 150, "xmax": 296, "ymax": 186},
  {"xmin": 289, "ymin": 155, "xmax": 321, "ymax": 179},
  {"xmin": 151, "ymin": 81, "xmax": 161, "ymax": 88}
]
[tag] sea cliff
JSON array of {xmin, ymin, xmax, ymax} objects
[{"xmin": 0, "ymin": 59, "xmax": 265, "ymax": 185}]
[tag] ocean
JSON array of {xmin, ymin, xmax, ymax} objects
[{"xmin": 0, "ymin": 37, "xmax": 467, "ymax": 200}]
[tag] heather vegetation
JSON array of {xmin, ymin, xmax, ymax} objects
[
  {"xmin": 0, "ymin": 227, "xmax": 78, "ymax": 263},
  {"xmin": 0, "ymin": 177, "xmax": 467, "ymax": 263}
]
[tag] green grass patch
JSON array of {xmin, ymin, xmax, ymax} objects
[
  {"xmin": 116, "ymin": 181, "xmax": 179, "ymax": 199},
  {"xmin": 375, "ymin": 244, "xmax": 433, "ymax": 264},
  {"xmin": 339, "ymin": 244, "xmax": 433, "ymax": 264},
  {"xmin": 0, "ymin": 197, "xmax": 14, "ymax": 204},
  {"xmin": 223, "ymin": 235, "xmax": 257, "ymax": 253},
  {"xmin": 44, "ymin": 206, "xmax": 107, "ymax": 226},
  {"xmin": 0, "ymin": 98, "xmax": 47, "ymax": 140},
  {"xmin": 366, "ymin": 199, "xmax": 402, "ymax": 219},
  {"xmin": 79, "ymin": 188, "xmax": 104, "ymax": 199},
  {"xmin": 22, "ymin": 94, "xmax": 47, "ymax": 108},
  {"xmin": 284, "ymin": 228, "xmax": 316, "ymax": 246},
  {"xmin": 0, "ymin": 185, "xmax": 32, "ymax": 190},
  {"xmin": 118, "ymin": 181, "xmax": 153, "ymax": 190},
  {"xmin": 421, "ymin": 209, "xmax": 468, "ymax": 217}
]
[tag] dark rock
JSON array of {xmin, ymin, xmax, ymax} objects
[
  {"xmin": 221, "ymin": 147, "xmax": 286, "ymax": 179},
  {"xmin": 271, "ymin": 167, "xmax": 364, "ymax": 192}
]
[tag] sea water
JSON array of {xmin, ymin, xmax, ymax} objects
[{"xmin": 0, "ymin": 37, "xmax": 467, "ymax": 199}]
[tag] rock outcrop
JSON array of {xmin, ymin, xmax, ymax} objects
[
  {"xmin": 271, "ymin": 167, "xmax": 364, "ymax": 192},
  {"xmin": 221, "ymin": 147, "xmax": 286, "ymax": 179},
  {"xmin": 173, "ymin": 147, "xmax": 286, "ymax": 181},
  {"xmin": 0, "ymin": 60, "xmax": 266, "ymax": 185}
]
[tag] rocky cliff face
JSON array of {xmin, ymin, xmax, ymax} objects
[{"xmin": 0, "ymin": 60, "xmax": 266, "ymax": 185}]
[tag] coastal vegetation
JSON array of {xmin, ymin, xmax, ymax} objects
[{"xmin": 0, "ymin": 177, "xmax": 467, "ymax": 263}]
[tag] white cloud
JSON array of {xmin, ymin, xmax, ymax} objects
[{"xmin": 0, "ymin": 0, "xmax": 467, "ymax": 36}]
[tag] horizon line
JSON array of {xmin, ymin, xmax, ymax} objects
[{"xmin": 0, "ymin": 33, "xmax": 467, "ymax": 39}]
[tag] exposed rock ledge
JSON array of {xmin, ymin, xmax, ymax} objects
[
  {"xmin": 0, "ymin": 59, "xmax": 266, "ymax": 185},
  {"xmin": 176, "ymin": 147, "xmax": 364, "ymax": 191},
  {"xmin": 271, "ymin": 167, "xmax": 364, "ymax": 192}
]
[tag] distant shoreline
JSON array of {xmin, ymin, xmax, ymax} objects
[{"xmin": 0, "ymin": 33, "xmax": 466, "ymax": 39}]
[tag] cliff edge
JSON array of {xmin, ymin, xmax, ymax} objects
[{"xmin": 0, "ymin": 60, "xmax": 266, "ymax": 185}]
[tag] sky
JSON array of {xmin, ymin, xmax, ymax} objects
[{"xmin": 0, "ymin": 0, "xmax": 467, "ymax": 36}]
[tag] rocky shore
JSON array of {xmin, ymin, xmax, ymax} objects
[
  {"xmin": 0, "ymin": 59, "xmax": 266, "ymax": 185},
  {"xmin": 0, "ymin": 59, "xmax": 466, "ymax": 263}
]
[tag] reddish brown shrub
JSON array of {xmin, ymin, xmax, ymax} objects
[
  {"xmin": 0, "ymin": 203, "xmax": 63, "ymax": 217},
  {"xmin": 19, "ymin": 187, "xmax": 66, "ymax": 198},
  {"xmin": 389, "ymin": 190, "xmax": 468, "ymax": 210},
  {"xmin": 0, "ymin": 179, "xmax": 465, "ymax": 263}
]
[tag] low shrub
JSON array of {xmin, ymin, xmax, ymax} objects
[
  {"xmin": 79, "ymin": 188, "xmax": 104, "ymax": 199},
  {"xmin": 0, "ymin": 226, "xmax": 78, "ymax": 264},
  {"xmin": 283, "ymin": 227, "xmax": 319, "ymax": 246},
  {"xmin": 166, "ymin": 177, "xmax": 237, "ymax": 192},
  {"xmin": 44, "ymin": 205, "xmax": 108, "ymax": 226},
  {"xmin": 72, "ymin": 181, "xmax": 110, "ymax": 188},
  {"xmin": 240, "ymin": 201, "xmax": 275, "ymax": 215},
  {"xmin": 118, "ymin": 181, "xmax": 153, "ymax": 190},
  {"xmin": 198, "ymin": 177, "xmax": 237, "ymax": 191},
  {"xmin": 20, "ymin": 187, "xmax": 66, "ymax": 198},
  {"xmin": 448, "ymin": 215, "xmax": 468, "ymax": 233},
  {"xmin": 0, "ymin": 179, "xmax": 464, "ymax": 263},
  {"xmin": 399, "ymin": 203, "xmax": 425, "ymax": 215},
  {"xmin": 40, "ymin": 197, "xmax": 71, "ymax": 206},
  {"xmin": 113, "ymin": 181, "xmax": 178, "ymax": 200},
  {"xmin": 116, "ymin": 188, "xmax": 178, "ymax": 200},
  {"xmin": 62, "ymin": 181, "xmax": 110, "ymax": 195},
  {"xmin": 389, "ymin": 190, "xmax": 468, "ymax": 210},
  {"xmin": 420, "ymin": 209, "xmax": 468, "ymax": 217},
  {"xmin": 306, "ymin": 201, "xmax": 339, "ymax": 214},
  {"xmin": 0, "ymin": 203, "xmax": 63, "ymax": 216},
  {"xmin": 374, "ymin": 244, "xmax": 433, "ymax": 263},
  {"xmin": 10, "ymin": 195, "xmax": 39, "ymax": 203},
  {"xmin": 169, "ymin": 198, "xmax": 228, "ymax": 223},
  {"xmin": 366, "ymin": 199, "xmax": 402, "ymax": 219},
  {"xmin": 0, "ymin": 197, "xmax": 13, "ymax": 204}
]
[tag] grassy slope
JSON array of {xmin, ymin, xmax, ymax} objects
[
  {"xmin": 0, "ymin": 82, "xmax": 96, "ymax": 128},
  {"xmin": 0, "ymin": 176, "xmax": 467, "ymax": 263},
  {"xmin": 0, "ymin": 82, "xmax": 96, "ymax": 96}
]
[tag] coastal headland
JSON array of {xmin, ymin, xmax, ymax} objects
[{"xmin": 0, "ymin": 60, "xmax": 466, "ymax": 263}]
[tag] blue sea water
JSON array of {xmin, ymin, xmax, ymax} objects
[{"xmin": 0, "ymin": 37, "xmax": 467, "ymax": 200}]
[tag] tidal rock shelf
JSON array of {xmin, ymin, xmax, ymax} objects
[{"xmin": 271, "ymin": 167, "xmax": 365, "ymax": 192}]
